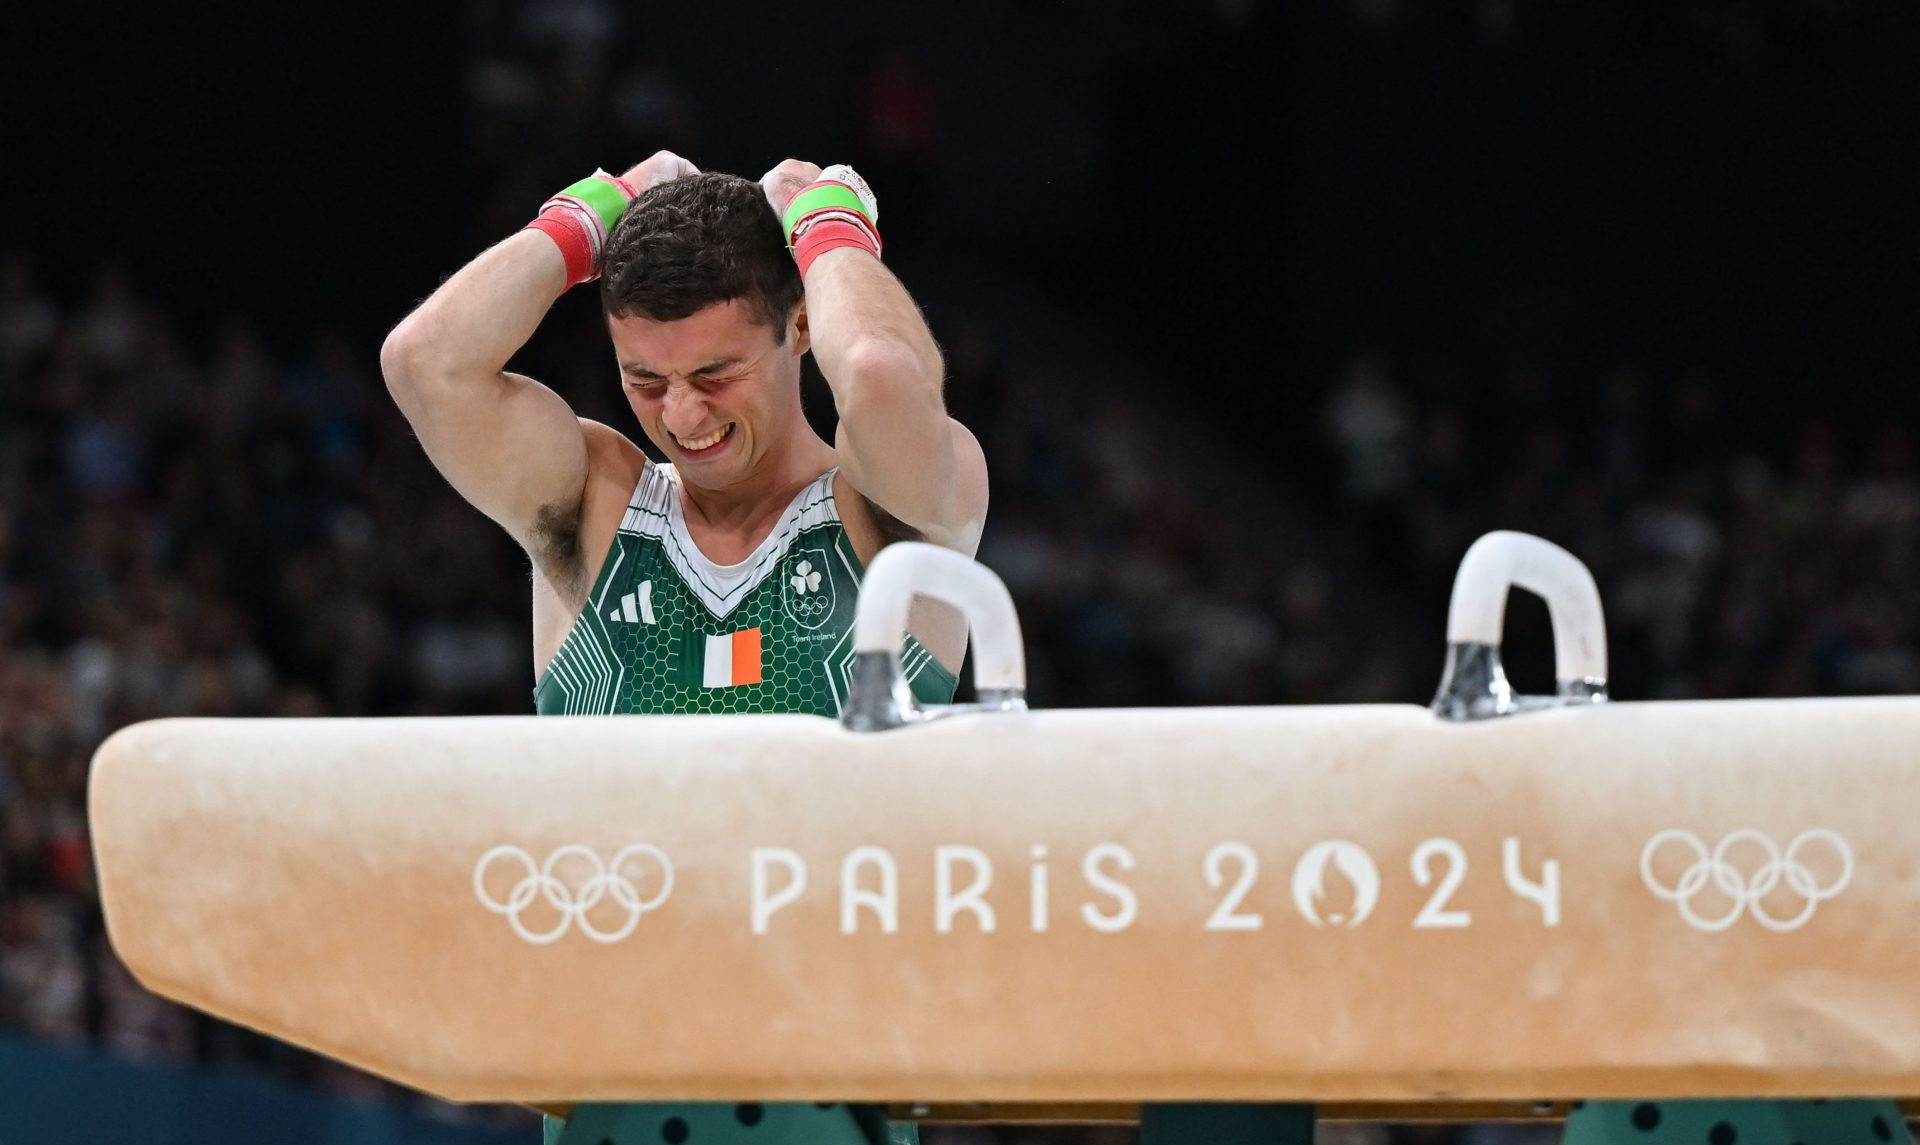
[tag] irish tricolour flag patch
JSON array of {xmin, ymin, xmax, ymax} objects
[{"xmin": 701, "ymin": 628, "xmax": 764, "ymax": 688}]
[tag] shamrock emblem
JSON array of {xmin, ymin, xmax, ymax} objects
[{"xmin": 790, "ymin": 560, "xmax": 821, "ymax": 595}]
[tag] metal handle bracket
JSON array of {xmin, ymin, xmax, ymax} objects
[
  {"xmin": 1432, "ymin": 531, "xmax": 1610, "ymax": 722},
  {"xmin": 844, "ymin": 543, "xmax": 1028, "ymax": 732}
]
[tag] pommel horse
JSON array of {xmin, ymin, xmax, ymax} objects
[{"xmin": 89, "ymin": 533, "xmax": 1920, "ymax": 1143}]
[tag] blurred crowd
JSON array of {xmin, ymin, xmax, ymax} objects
[{"xmin": 1320, "ymin": 352, "xmax": 1920, "ymax": 701}]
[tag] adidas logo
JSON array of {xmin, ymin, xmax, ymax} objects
[{"xmin": 607, "ymin": 580, "xmax": 657, "ymax": 625}]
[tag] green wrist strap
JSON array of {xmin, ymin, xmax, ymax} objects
[
  {"xmin": 554, "ymin": 175, "xmax": 630, "ymax": 235},
  {"xmin": 781, "ymin": 183, "xmax": 872, "ymax": 239}
]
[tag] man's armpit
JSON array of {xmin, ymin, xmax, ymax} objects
[
  {"xmin": 860, "ymin": 493, "xmax": 925, "ymax": 548},
  {"xmin": 529, "ymin": 497, "xmax": 587, "ymax": 601}
]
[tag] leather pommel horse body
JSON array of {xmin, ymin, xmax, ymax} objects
[{"xmin": 89, "ymin": 537, "xmax": 1920, "ymax": 1129}]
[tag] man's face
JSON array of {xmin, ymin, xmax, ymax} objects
[{"xmin": 608, "ymin": 299, "xmax": 808, "ymax": 488}]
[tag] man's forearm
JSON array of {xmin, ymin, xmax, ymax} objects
[
  {"xmin": 382, "ymin": 231, "xmax": 569, "ymax": 385},
  {"xmin": 806, "ymin": 247, "xmax": 970, "ymax": 535},
  {"xmin": 805, "ymin": 248, "xmax": 944, "ymax": 415}
]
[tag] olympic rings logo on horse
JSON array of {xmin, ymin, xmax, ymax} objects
[
  {"xmin": 473, "ymin": 844, "xmax": 675, "ymax": 944},
  {"xmin": 1639, "ymin": 829, "xmax": 1852, "ymax": 932}
]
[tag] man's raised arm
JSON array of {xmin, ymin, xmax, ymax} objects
[
  {"xmin": 760, "ymin": 161, "xmax": 988, "ymax": 555},
  {"xmin": 380, "ymin": 152, "xmax": 696, "ymax": 552}
]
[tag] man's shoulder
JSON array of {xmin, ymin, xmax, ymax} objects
[{"xmin": 579, "ymin": 419, "xmax": 650, "ymax": 477}]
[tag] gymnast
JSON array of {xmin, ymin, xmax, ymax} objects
[{"xmin": 381, "ymin": 151, "xmax": 986, "ymax": 1144}]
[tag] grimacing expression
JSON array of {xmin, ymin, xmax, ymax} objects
[{"xmin": 608, "ymin": 299, "xmax": 809, "ymax": 485}]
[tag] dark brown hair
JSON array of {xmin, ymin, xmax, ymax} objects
[{"xmin": 599, "ymin": 172, "xmax": 803, "ymax": 342}]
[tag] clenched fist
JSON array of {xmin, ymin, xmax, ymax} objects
[{"xmin": 758, "ymin": 158, "xmax": 824, "ymax": 219}]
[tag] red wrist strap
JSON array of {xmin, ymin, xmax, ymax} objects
[
  {"xmin": 525, "ymin": 210, "xmax": 597, "ymax": 286},
  {"xmin": 523, "ymin": 172, "xmax": 638, "ymax": 288},
  {"xmin": 794, "ymin": 218, "xmax": 881, "ymax": 277}
]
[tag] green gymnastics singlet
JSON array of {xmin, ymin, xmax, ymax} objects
[
  {"xmin": 536, "ymin": 462, "xmax": 951, "ymax": 1145},
  {"xmin": 535, "ymin": 464, "xmax": 954, "ymax": 718}
]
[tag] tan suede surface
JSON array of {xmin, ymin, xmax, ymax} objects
[{"xmin": 89, "ymin": 701, "xmax": 1920, "ymax": 1105}]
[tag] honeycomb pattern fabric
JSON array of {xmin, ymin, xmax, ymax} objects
[
  {"xmin": 546, "ymin": 1101, "xmax": 915, "ymax": 1145},
  {"xmin": 535, "ymin": 465, "xmax": 956, "ymax": 717},
  {"xmin": 1564, "ymin": 1099, "xmax": 1914, "ymax": 1145}
]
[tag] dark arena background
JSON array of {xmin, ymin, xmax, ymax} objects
[{"xmin": 4, "ymin": 0, "xmax": 1920, "ymax": 1142}]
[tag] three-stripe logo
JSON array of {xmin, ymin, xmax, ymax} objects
[{"xmin": 606, "ymin": 580, "xmax": 656, "ymax": 625}]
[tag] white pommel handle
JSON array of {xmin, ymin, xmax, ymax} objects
[
  {"xmin": 854, "ymin": 542, "xmax": 1026, "ymax": 693},
  {"xmin": 1445, "ymin": 530, "xmax": 1608, "ymax": 684}
]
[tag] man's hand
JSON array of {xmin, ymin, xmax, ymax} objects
[
  {"xmin": 617, "ymin": 151, "xmax": 700, "ymax": 196},
  {"xmin": 759, "ymin": 159, "xmax": 823, "ymax": 219}
]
